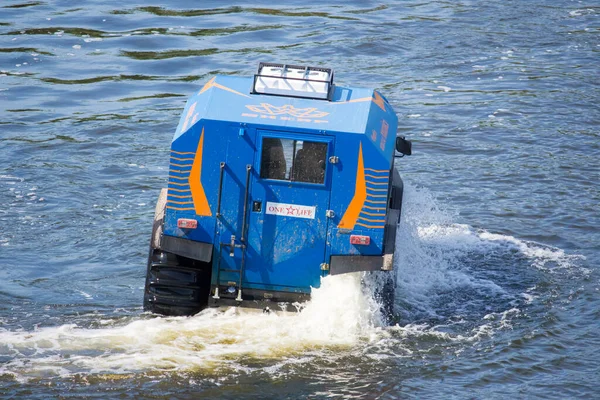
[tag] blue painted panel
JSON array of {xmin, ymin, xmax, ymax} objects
[
  {"xmin": 164, "ymin": 121, "xmax": 216, "ymax": 243},
  {"xmin": 365, "ymin": 91, "xmax": 399, "ymax": 167},
  {"xmin": 325, "ymin": 136, "xmax": 392, "ymax": 258},
  {"xmin": 163, "ymin": 73, "xmax": 402, "ymax": 292},
  {"xmin": 211, "ymin": 126, "xmax": 257, "ymax": 285},
  {"xmin": 174, "ymin": 76, "xmax": 379, "ymax": 135},
  {"xmin": 244, "ymin": 130, "xmax": 334, "ymax": 291},
  {"xmin": 164, "ymin": 120, "xmax": 239, "ymax": 244},
  {"xmin": 329, "ymin": 228, "xmax": 385, "ymax": 256}
]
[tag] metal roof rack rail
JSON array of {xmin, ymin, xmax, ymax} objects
[{"xmin": 251, "ymin": 62, "xmax": 334, "ymax": 101}]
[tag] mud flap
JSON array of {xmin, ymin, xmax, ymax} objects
[{"xmin": 329, "ymin": 255, "xmax": 385, "ymax": 275}]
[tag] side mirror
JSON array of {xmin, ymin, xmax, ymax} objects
[{"xmin": 395, "ymin": 136, "xmax": 412, "ymax": 156}]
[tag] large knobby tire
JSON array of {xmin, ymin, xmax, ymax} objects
[
  {"xmin": 143, "ymin": 189, "xmax": 211, "ymax": 316},
  {"xmin": 143, "ymin": 250, "xmax": 211, "ymax": 316}
]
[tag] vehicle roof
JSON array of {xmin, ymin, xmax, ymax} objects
[{"xmin": 173, "ymin": 75, "xmax": 398, "ymax": 142}]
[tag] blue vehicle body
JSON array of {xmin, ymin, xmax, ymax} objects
[{"xmin": 144, "ymin": 64, "xmax": 410, "ymax": 315}]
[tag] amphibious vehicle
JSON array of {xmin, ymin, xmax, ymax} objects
[{"xmin": 143, "ymin": 63, "xmax": 412, "ymax": 317}]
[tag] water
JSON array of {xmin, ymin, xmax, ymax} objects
[{"xmin": 1, "ymin": 0, "xmax": 598, "ymax": 398}]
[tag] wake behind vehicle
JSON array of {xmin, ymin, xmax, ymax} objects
[{"xmin": 143, "ymin": 63, "xmax": 412, "ymax": 317}]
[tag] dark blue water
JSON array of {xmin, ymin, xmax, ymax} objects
[{"xmin": 1, "ymin": 1, "xmax": 598, "ymax": 398}]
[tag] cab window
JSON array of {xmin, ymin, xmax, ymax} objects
[{"xmin": 260, "ymin": 138, "xmax": 327, "ymax": 184}]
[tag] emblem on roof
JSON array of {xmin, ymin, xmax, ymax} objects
[{"xmin": 245, "ymin": 103, "xmax": 329, "ymax": 118}]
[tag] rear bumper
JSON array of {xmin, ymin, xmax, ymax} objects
[
  {"xmin": 329, "ymin": 253, "xmax": 394, "ymax": 275},
  {"xmin": 209, "ymin": 286, "xmax": 310, "ymax": 312}
]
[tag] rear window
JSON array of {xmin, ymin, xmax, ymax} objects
[{"xmin": 260, "ymin": 138, "xmax": 327, "ymax": 184}]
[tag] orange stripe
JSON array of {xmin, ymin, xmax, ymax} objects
[
  {"xmin": 168, "ymin": 194, "xmax": 193, "ymax": 199},
  {"xmin": 358, "ymin": 216, "xmax": 386, "ymax": 223},
  {"xmin": 169, "ymin": 181, "xmax": 190, "ymax": 187},
  {"xmin": 364, "ymin": 168, "xmax": 388, "ymax": 173},
  {"xmin": 364, "ymin": 205, "xmax": 386, "ymax": 211},
  {"xmin": 170, "ymin": 156, "xmax": 195, "ymax": 162},
  {"xmin": 366, "ymin": 187, "xmax": 388, "ymax": 192},
  {"xmin": 199, "ymin": 76, "xmax": 251, "ymax": 98},
  {"xmin": 189, "ymin": 128, "xmax": 212, "ymax": 216},
  {"xmin": 372, "ymin": 91, "xmax": 387, "ymax": 111},
  {"xmin": 167, "ymin": 200, "xmax": 194, "ymax": 205},
  {"xmin": 199, "ymin": 77, "xmax": 216, "ymax": 94},
  {"xmin": 338, "ymin": 143, "xmax": 366, "ymax": 230},
  {"xmin": 330, "ymin": 96, "xmax": 372, "ymax": 105},
  {"xmin": 356, "ymin": 222, "xmax": 385, "ymax": 229},
  {"xmin": 167, "ymin": 206, "xmax": 195, "ymax": 211},
  {"xmin": 213, "ymin": 82, "xmax": 251, "ymax": 98},
  {"xmin": 361, "ymin": 211, "xmax": 386, "ymax": 217},
  {"xmin": 365, "ymin": 180, "xmax": 388, "ymax": 185},
  {"xmin": 171, "ymin": 150, "xmax": 196, "ymax": 155},
  {"xmin": 180, "ymin": 101, "xmax": 197, "ymax": 133},
  {"xmin": 365, "ymin": 200, "xmax": 387, "ymax": 205},
  {"xmin": 171, "ymin": 162, "xmax": 192, "ymax": 168},
  {"xmin": 168, "ymin": 187, "xmax": 191, "ymax": 193}
]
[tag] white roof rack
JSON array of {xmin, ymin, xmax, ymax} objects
[{"xmin": 252, "ymin": 63, "xmax": 334, "ymax": 100}]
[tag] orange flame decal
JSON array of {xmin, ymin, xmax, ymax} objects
[{"xmin": 189, "ymin": 128, "xmax": 212, "ymax": 216}]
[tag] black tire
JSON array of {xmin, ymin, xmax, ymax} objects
[
  {"xmin": 142, "ymin": 189, "xmax": 212, "ymax": 316},
  {"xmin": 143, "ymin": 249, "xmax": 211, "ymax": 316}
]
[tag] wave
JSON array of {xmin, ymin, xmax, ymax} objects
[{"xmin": 0, "ymin": 183, "xmax": 586, "ymax": 381}]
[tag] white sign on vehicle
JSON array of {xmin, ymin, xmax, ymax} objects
[{"xmin": 265, "ymin": 201, "xmax": 316, "ymax": 219}]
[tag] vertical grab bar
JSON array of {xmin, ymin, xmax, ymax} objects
[
  {"xmin": 236, "ymin": 164, "xmax": 252, "ymax": 302},
  {"xmin": 241, "ymin": 164, "xmax": 252, "ymax": 242},
  {"xmin": 216, "ymin": 162, "xmax": 225, "ymax": 217},
  {"xmin": 213, "ymin": 163, "xmax": 251, "ymax": 302},
  {"xmin": 212, "ymin": 162, "xmax": 226, "ymax": 300}
]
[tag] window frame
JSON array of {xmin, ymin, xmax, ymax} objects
[{"xmin": 257, "ymin": 132, "xmax": 332, "ymax": 187}]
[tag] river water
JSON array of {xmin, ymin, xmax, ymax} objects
[{"xmin": 1, "ymin": 1, "xmax": 598, "ymax": 398}]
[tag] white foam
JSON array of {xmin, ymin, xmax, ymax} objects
[
  {"xmin": 478, "ymin": 231, "xmax": 585, "ymax": 271},
  {"xmin": 394, "ymin": 183, "xmax": 584, "ymax": 317},
  {"xmin": 77, "ymin": 291, "xmax": 93, "ymax": 300},
  {"xmin": 0, "ymin": 182, "xmax": 586, "ymax": 379},
  {"xmin": 0, "ymin": 274, "xmax": 381, "ymax": 379},
  {"xmin": 569, "ymin": 9, "xmax": 595, "ymax": 17},
  {"xmin": 0, "ymin": 175, "xmax": 24, "ymax": 182}
]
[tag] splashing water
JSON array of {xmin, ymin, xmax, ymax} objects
[
  {"xmin": 0, "ymin": 183, "xmax": 585, "ymax": 382},
  {"xmin": 392, "ymin": 183, "xmax": 586, "ymax": 340},
  {"xmin": 0, "ymin": 273, "xmax": 383, "ymax": 381}
]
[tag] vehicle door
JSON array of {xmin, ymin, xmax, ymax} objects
[{"xmin": 245, "ymin": 130, "xmax": 334, "ymax": 291}]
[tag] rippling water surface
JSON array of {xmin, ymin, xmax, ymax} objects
[{"xmin": 1, "ymin": 1, "xmax": 598, "ymax": 398}]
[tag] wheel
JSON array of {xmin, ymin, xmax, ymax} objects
[
  {"xmin": 143, "ymin": 249, "xmax": 211, "ymax": 316},
  {"xmin": 143, "ymin": 189, "xmax": 212, "ymax": 316}
]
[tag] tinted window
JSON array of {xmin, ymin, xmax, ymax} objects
[
  {"xmin": 260, "ymin": 138, "xmax": 289, "ymax": 180},
  {"xmin": 260, "ymin": 138, "xmax": 327, "ymax": 184}
]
